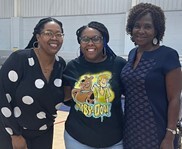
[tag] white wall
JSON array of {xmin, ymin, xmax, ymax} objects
[
  {"xmin": 163, "ymin": 11, "xmax": 182, "ymax": 55},
  {"xmin": 0, "ymin": 19, "xmax": 11, "ymax": 50}
]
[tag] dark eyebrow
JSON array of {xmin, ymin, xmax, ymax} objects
[
  {"xmin": 81, "ymin": 35, "xmax": 102, "ymax": 38},
  {"xmin": 44, "ymin": 29, "xmax": 62, "ymax": 33}
]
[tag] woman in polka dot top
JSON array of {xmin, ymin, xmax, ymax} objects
[{"xmin": 0, "ymin": 17, "xmax": 66, "ymax": 149}]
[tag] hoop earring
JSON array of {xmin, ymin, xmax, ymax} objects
[
  {"xmin": 33, "ymin": 41, "xmax": 38, "ymax": 49},
  {"xmin": 152, "ymin": 38, "xmax": 158, "ymax": 45},
  {"xmin": 103, "ymin": 47, "xmax": 106, "ymax": 56}
]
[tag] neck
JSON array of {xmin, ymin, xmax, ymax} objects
[
  {"xmin": 85, "ymin": 55, "xmax": 107, "ymax": 63},
  {"xmin": 34, "ymin": 48, "xmax": 55, "ymax": 75},
  {"xmin": 35, "ymin": 48, "xmax": 55, "ymax": 66},
  {"xmin": 138, "ymin": 44, "xmax": 160, "ymax": 53}
]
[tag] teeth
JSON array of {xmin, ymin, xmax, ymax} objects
[
  {"xmin": 87, "ymin": 49, "xmax": 94, "ymax": 52},
  {"xmin": 50, "ymin": 43, "xmax": 58, "ymax": 48}
]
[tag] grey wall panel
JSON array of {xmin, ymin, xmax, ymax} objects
[
  {"xmin": 0, "ymin": 19, "xmax": 11, "ymax": 49},
  {"xmin": 1, "ymin": 0, "xmax": 181, "ymax": 18},
  {"xmin": 0, "ymin": 0, "xmax": 14, "ymax": 18},
  {"xmin": 20, "ymin": 0, "xmax": 130, "ymax": 17}
]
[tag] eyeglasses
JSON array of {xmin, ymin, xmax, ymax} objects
[
  {"xmin": 79, "ymin": 36, "xmax": 103, "ymax": 44},
  {"xmin": 41, "ymin": 30, "xmax": 64, "ymax": 38}
]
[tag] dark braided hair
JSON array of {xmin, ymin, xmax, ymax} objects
[
  {"xmin": 25, "ymin": 17, "xmax": 64, "ymax": 49},
  {"xmin": 126, "ymin": 3, "xmax": 165, "ymax": 44},
  {"xmin": 76, "ymin": 21, "xmax": 116, "ymax": 57}
]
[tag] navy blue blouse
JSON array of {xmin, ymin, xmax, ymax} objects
[{"xmin": 121, "ymin": 45, "xmax": 181, "ymax": 149}]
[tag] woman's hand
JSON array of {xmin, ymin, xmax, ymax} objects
[
  {"xmin": 11, "ymin": 135, "xmax": 27, "ymax": 149},
  {"xmin": 160, "ymin": 132, "xmax": 175, "ymax": 149}
]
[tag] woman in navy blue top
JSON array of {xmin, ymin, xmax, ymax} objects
[
  {"xmin": 0, "ymin": 17, "xmax": 66, "ymax": 149},
  {"xmin": 121, "ymin": 3, "xmax": 182, "ymax": 149}
]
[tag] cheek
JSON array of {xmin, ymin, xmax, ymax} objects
[
  {"xmin": 132, "ymin": 29, "xmax": 137, "ymax": 36},
  {"xmin": 80, "ymin": 44, "xmax": 86, "ymax": 50},
  {"xmin": 97, "ymin": 45, "xmax": 104, "ymax": 52},
  {"xmin": 38, "ymin": 40, "xmax": 46, "ymax": 48},
  {"xmin": 38, "ymin": 38, "xmax": 47, "ymax": 44},
  {"xmin": 58, "ymin": 39, "xmax": 63, "ymax": 45},
  {"xmin": 79, "ymin": 45, "xmax": 85, "ymax": 54}
]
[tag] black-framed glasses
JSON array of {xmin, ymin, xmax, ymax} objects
[
  {"xmin": 79, "ymin": 36, "xmax": 103, "ymax": 44},
  {"xmin": 41, "ymin": 30, "xmax": 64, "ymax": 38}
]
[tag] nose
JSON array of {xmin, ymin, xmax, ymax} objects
[
  {"xmin": 138, "ymin": 27, "xmax": 145, "ymax": 34},
  {"xmin": 50, "ymin": 34, "xmax": 57, "ymax": 39},
  {"xmin": 87, "ymin": 39, "xmax": 94, "ymax": 45}
]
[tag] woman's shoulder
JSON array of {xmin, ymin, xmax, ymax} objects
[
  {"xmin": 8, "ymin": 49, "xmax": 31, "ymax": 60},
  {"xmin": 110, "ymin": 56, "xmax": 127, "ymax": 69},
  {"xmin": 11, "ymin": 49, "xmax": 33, "ymax": 58},
  {"xmin": 14, "ymin": 49, "xmax": 31, "ymax": 54},
  {"xmin": 158, "ymin": 45, "xmax": 180, "ymax": 59},
  {"xmin": 114, "ymin": 56, "xmax": 127, "ymax": 64},
  {"xmin": 65, "ymin": 57, "xmax": 80, "ymax": 69},
  {"xmin": 56, "ymin": 55, "xmax": 66, "ymax": 63},
  {"xmin": 160, "ymin": 45, "xmax": 178, "ymax": 53},
  {"xmin": 67, "ymin": 57, "xmax": 81, "ymax": 65}
]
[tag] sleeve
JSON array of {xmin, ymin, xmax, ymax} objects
[
  {"xmin": 63, "ymin": 60, "xmax": 78, "ymax": 87},
  {"xmin": 163, "ymin": 49, "xmax": 181, "ymax": 74},
  {"xmin": 0, "ymin": 51, "xmax": 24, "ymax": 135},
  {"xmin": 118, "ymin": 57, "xmax": 127, "ymax": 95}
]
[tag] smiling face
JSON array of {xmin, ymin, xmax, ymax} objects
[
  {"xmin": 37, "ymin": 21, "xmax": 64, "ymax": 56},
  {"xmin": 80, "ymin": 27, "xmax": 104, "ymax": 63},
  {"xmin": 132, "ymin": 13, "xmax": 156, "ymax": 50}
]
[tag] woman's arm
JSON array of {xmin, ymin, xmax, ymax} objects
[
  {"xmin": 160, "ymin": 68, "xmax": 182, "ymax": 149},
  {"xmin": 63, "ymin": 86, "xmax": 73, "ymax": 106}
]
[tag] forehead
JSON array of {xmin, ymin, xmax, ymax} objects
[
  {"xmin": 43, "ymin": 21, "xmax": 62, "ymax": 31},
  {"xmin": 81, "ymin": 27, "xmax": 102, "ymax": 37},
  {"xmin": 135, "ymin": 13, "xmax": 153, "ymax": 24}
]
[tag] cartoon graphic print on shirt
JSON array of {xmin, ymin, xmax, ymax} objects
[{"xmin": 72, "ymin": 71, "xmax": 114, "ymax": 122}]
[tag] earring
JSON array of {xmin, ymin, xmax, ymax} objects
[
  {"xmin": 33, "ymin": 41, "xmax": 38, "ymax": 49},
  {"xmin": 103, "ymin": 47, "xmax": 106, "ymax": 56},
  {"xmin": 152, "ymin": 38, "xmax": 158, "ymax": 45},
  {"xmin": 77, "ymin": 47, "xmax": 83, "ymax": 57}
]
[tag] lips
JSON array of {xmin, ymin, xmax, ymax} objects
[
  {"xmin": 135, "ymin": 36, "xmax": 147, "ymax": 43},
  {"xmin": 136, "ymin": 36, "xmax": 146, "ymax": 40}
]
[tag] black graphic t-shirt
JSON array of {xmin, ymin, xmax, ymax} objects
[{"xmin": 63, "ymin": 55, "xmax": 126, "ymax": 148}]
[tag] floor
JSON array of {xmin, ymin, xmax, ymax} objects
[{"xmin": 52, "ymin": 111, "xmax": 69, "ymax": 149}]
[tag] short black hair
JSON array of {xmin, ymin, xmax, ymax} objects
[{"xmin": 126, "ymin": 3, "xmax": 165, "ymax": 43}]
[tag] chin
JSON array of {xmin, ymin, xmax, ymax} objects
[{"xmin": 85, "ymin": 57, "xmax": 96, "ymax": 63}]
